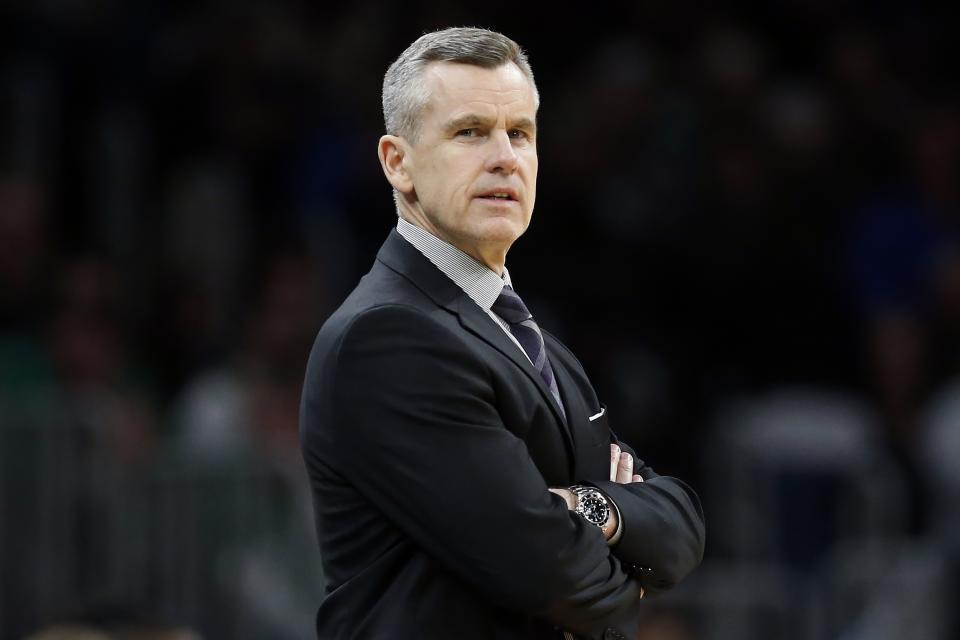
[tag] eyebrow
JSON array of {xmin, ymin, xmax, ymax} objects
[{"xmin": 444, "ymin": 114, "xmax": 537, "ymax": 133}]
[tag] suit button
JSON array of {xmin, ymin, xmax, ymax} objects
[{"xmin": 603, "ymin": 629, "xmax": 627, "ymax": 640}]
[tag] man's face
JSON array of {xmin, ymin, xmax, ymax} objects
[{"xmin": 400, "ymin": 61, "xmax": 538, "ymax": 265}]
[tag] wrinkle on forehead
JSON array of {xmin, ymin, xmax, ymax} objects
[{"xmin": 421, "ymin": 62, "xmax": 537, "ymax": 123}]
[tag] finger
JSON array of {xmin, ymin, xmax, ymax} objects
[
  {"xmin": 632, "ymin": 474, "xmax": 643, "ymax": 483},
  {"xmin": 609, "ymin": 444, "xmax": 620, "ymax": 481},
  {"xmin": 616, "ymin": 451, "xmax": 633, "ymax": 483}
]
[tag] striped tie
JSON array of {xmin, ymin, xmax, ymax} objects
[{"xmin": 491, "ymin": 286, "xmax": 565, "ymax": 418}]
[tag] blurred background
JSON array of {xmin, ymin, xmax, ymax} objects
[{"xmin": 1, "ymin": 1, "xmax": 958, "ymax": 639}]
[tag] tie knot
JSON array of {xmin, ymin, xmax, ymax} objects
[{"xmin": 491, "ymin": 286, "xmax": 533, "ymax": 325}]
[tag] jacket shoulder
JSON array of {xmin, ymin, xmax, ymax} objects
[{"xmin": 320, "ymin": 261, "xmax": 445, "ymax": 344}]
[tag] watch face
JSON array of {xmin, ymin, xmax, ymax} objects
[{"xmin": 579, "ymin": 494, "xmax": 608, "ymax": 525}]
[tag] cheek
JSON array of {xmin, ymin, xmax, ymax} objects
[
  {"xmin": 526, "ymin": 159, "xmax": 538, "ymax": 201},
  {"xmin": 434, "ymin": 157, "xmax": 472, "ymax": 197},
  {"xmin": 522, "ymin": 152, "xmax": 538, "ymax": 183}
]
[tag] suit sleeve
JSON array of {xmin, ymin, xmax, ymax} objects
[
  {"xmin": 589, "ymin": 444, "xmax": 705, "ymax": 597},
  {"xmin": 310, "ymin": 304, "xmax": 642, "ymax": 637}
]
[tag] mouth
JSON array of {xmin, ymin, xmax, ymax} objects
[{"xmin": 475, "ymin": 189, "xmax": 519, "ymax": 203}]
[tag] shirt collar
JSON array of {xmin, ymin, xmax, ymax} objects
[{"xmin": 396, "ymin": 216, "xmax": 512, "ymax": 312}]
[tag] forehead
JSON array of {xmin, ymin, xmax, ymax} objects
[{"xmin": 420, "ymin": 62, "xmax": 537, "ymax": 121}]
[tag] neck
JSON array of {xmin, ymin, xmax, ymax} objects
[
  {"xmin": 473, "ymin": 249, "xmax": 506, "ymax": 277},
  {"xmin": 398, "ymin": 210, "xmax": 507, "ymax": 276}
]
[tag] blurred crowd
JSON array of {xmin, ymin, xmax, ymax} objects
[{"xmin": 1, "ymin": 2, "xmax": 958, "ymax": 639}]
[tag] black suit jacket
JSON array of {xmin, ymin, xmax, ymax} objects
[{"xmin": 299, "ymin": 229, "xmax": 705, "ymax": 640}]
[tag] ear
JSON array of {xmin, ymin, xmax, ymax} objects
[{"xmin": 378, "ymin": 135, "xmax": 414, "ymax": 195}]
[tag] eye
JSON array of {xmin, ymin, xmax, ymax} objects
[
  {"xmin": 509, "ymin": 129, "xmax": 531, "ymax": 140},
  {"xmin": 455, "ymin": 128, "xmax": 478, "ymax": 137}
]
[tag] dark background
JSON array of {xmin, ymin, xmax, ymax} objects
[{"xmin": 1, "ymin": 2, "xmax": 958, "ymax": 639}]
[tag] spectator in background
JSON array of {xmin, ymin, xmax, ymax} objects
[
  {"xmin": 0, "ymin": 173, "xmax": 50, "ymax": 329},
  {"xmin": 173, "ymin": 252, "xmax": 322, "ymax": 466},
  {"xmin": 845, "ymin": 104, "xmax": 960, "ymax": 532},
  {"xmin": 23, "ymin": 601, "xmax": 202, "ymax": 640},
  {"xmin": 1, "ymin": 253, "xmax": 161, "ymax": 638},
  {"xmin": 170, "ymin": 252, "xmax": 326, "ymax": 639},
  {"xmin": 846, "ymin": 105, "xmax": 960, "ymax": 441},
  {"xmin": 0, "ymin": 173, "xmax": 54, "ymax": 404},
  {"xmin": 48, "ymin": 255, "xmax": 158, "ymax": 464},
  {"xmin": 25, "ymin": 624, "xmax": 199, "ymax": 640}
]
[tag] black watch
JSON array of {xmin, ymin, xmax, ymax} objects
[{"xmin": 569, "ymin": 485, "xmax": 610, "ymax": 530}]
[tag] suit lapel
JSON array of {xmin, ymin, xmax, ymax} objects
[
  {"xmin": 548, "ymin": 348, "xmax": 588, "ymax": 449},
  {"xmin": 377, "ymin": 229, "xmax": 576, "ymax": 460},
  {"xmin": 455, "ymin": 297, "xmax": 573, "ymax": 445}
]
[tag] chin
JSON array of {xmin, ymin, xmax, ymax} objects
[{"xmin": 476, "ymin": 217, "xmax": 526, "ymax": 246}]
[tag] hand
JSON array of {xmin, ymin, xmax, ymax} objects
[{"xmin": 610, "ymin": 444, "xmax": 643, "ymax": 484}]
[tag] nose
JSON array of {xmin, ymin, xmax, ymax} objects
[{"xmin": 484, "ymin": 130, "xmax": 519, "ymax": 174}]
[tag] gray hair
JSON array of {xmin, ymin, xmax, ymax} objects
[{"xmin": 382, "ymin": 27, "xmax": 540, "ymax": 144}]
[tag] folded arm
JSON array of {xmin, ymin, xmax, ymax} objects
[{"xmin": 587, "ymin": 441, "xmax": 706, "ymax": 596}]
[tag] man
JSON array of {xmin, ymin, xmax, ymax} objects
[{"xmin": 299, "ymin": 27, "xmax": 705, "ymax": 640}]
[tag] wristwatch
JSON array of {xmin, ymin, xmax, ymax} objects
[{"xmin": 569, "ymin": 485, "xmax": 610, "ymax": 530}]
